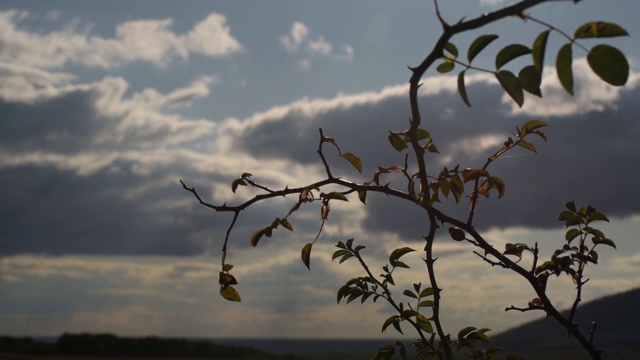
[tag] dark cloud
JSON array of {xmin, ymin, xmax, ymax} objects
[{"xmin": 233, "ymin": 80, "xmax": 640, "ymax": 238}]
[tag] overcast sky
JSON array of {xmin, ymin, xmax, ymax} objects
[{"xmin": 1, "ymin": 0, "xmax": 639, "ymax": 341}]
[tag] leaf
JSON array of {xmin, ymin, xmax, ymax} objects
[
  {"xmin": 403, "ymin": 290, "xmax": 418, "ymax": 299},
  {"xmin": 220, "ymin": 285, "xmax": 241, "ymax": 302},
  {"xmin": 222, "ymin": 263, "xmax": 234, "ymax": 271},
  {"xmin": 419, "ymin": 287, "xmax": 434, "ymax": 298},
  {"xmin": 587, "ymin": 44, "xmax": 629, "ymax": 86},
  {"xmin": 495, "ymin": 44, "xmax": 531, "ymax": 70},
  {"xmin": 382, "ymin": 316, "xmax": 397, "ymax": 333},
  {"xmin": 437, "ymin": 61, "xmax": 455, "ymax": 73},
  {"xmin": 588, "ymin": 211, "xmax": 609, "ymax": 222},
  {"xmin": 461, "ymin": 168, "xmax": 489, "ymax": 182},
  {"xmin": 388, "ymin": 132, "xmax": 408, "ymax": 151},
  {"xmin": 341, "ymin": 152, "xmax": 363, "ymax": 173},
  {"xmin": 357, "ymin": 190, "xmax": 367, "ymax": 204},
  {"xmin": 487, "ymin": 176, "xmax": 506, "ymax": 199},
  {"xmin": 389, "ymin": 247, "xmax": 416, "ymax": 264},
  {"xmin": 231, "ymin": 178, "xmax": 247, "ymax": 193},
  {"xmin": 250, "ymin": 228, "xmax": 266, "ymax": 247},
  {"xmin": 574, "ymin": 22, "xmax": 629, "ymax": 39},
  {"xmin": 419, "ymin": 300, "xmax": 435, "ymax": 307},
  {"xmin": 218, "ymin": 272, "xmax": 238, "ymax": 285},
  {"xmin": 444, "ymin": 42, "xmax": 459, "ymax": 58},
  {"xmin": 515, "ymin": 139, "xmax": 537, "ymax": 153},
  {"xmin": 565, "ymin": 228, "xmax": 582, "ymax": 243},
  {"xmin": 556, "ymin": 43, "xmax": 574, "ymax": 95},
  {"xmin": 241, "ymin": 172, "xmax": 252, "ymax": 179},
  {"xmin": 592, "ymin": 237, "xmax": 617, "ymax": 249},
  {"xmin": 518, "ymin": 65, "xmax": 542, "ymax": 97},
  {"xmin": 301, "ymin": 243, "xmax": 313, "ymax": 270},
  {"xmin": 458, "ymin": 326, "xmax": 477, "ymax": 341},
  {"xmin": 532, "ymin": 30, "xmax": 550, "ymax": 71},
  {"xmin": 496, "ymin": 70, "xmax": 524, "ymax": 107},
  {"xmin": 321, "ymin": 202, "xmax": 330, "ymax": 220},
  {"xmin": 519, "ymin": 120, "xmax": 548, "ymax": 137},
  {"xmin": 324, "ymin": 192, "xmax": 349, "ymax": 202},
  {"xmin": 280, "ymin": 218, "xmax": 294, "ymax": 231},
  {"xmin": 458, "ymin": 70, "xmax": 471, "ymax": 107},
  {"xmin": 468, "ymin": 34, "xmax": 498, "ymax": 63}
]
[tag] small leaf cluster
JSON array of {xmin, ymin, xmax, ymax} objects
[
  {"xmin": 535, "ymin": 201, "xmax": 614, "ymax": 283},
  {"xmin": 219, "ymin": 263, "xmax": 241, "ymax": 302},
  {"xmin": 438, "ymin": 21, "xmax": 629, "ymax": 108}
]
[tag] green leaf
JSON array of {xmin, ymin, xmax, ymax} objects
[
  {"xmin": 566, "ymin": 200, "xmax": 577, "ymax": 212},
  {"xmin": 301, "ymin": 243, "xmax": 313, "ymax": 270},
  {"xmin": 222, "ymin": 263, "xmax": 234, "ymax": 271},
  {"xmin": 468, "ymin": 34, "xmax": 498, "ymax": 63},
  {"xmin": 403, "ymin": 290, "xmax": 418, "ymax": 299},
  {"xmin": 496, "ymin": 70, "xmax": 524, "ymax": 107},
  {"xmin": 341, "ymin": 152, "xmax": 363, "ymax": 173},
  {"xmin": 457, "ymin": 70, "xmax": 471, "ymax": 107},
  {"xmin": 250, "ymin": 228, "xmax": 266, "ymax": 247},
  {"xmin": 468, "ymin": 330, "xmax": 491, "ymax": 343},
  {"xmin": 388, "ymin": 132, "xmax": 407, "ymax": 151},
  {"xmin": 519, "ymin": 120, "xmax": 548, "ymax": 137},
  {"xmin": 220, "ymin": 285, "xmax": 241, "ymax": 302},
  {"xmin": 437, "ymin": 61, "xmax": 455, "ymax": 73},
  {"xmin": 419, "ymin": 300, "xmax": 435, "ymax": 307},
  {"xmin": 532, "ymin": 30, "xmax": 550, "ymax": 71},
  {"xmin": 357, "ymin": 190, "xmax": 367, "ymax": 205},
  {"xmin": 592, "ymin": 237, "xmax": 617, "ymax": 249},
  {"xmin": 461, "ymin": 168, "xmax": 489, "ymax": 182},
  {"xmin": 515, "ymin": 139, "xmax": 537, "ymax": 153},
  {"xmin": 382, "ymin": 316, "xmax": 397, "ymax": 333},
  {"xmin": 556, "ymin": 43, "xmax": 574, "ymax": 95},
  {"xmin": 241, "ymin": 172, "xmax": 253, "ymax": 179},
  {"xmin": 416, "ymin": 314, "xmax": 433, "ymax": 333},
  {"xmin": 389, "ymin": 247, "xmax": 416, "ymax": 264},
  {"xmin": 332, "ymin": 249, "xmax": 350, "ymax": 260},
  {"xmin": 587, "ymin": 44, "xmax": 629, "ymax": 86},
  {"xmin": 458, "ymin": 326, "xmax": 477, "ymax": 341},
  {"xmin": 588, "ymin": 211, "xmax": 609, "ymax": 222},
  {"xmin": 419, "ymin": 287, "xmax": 434, "ymax": 298},
  {"xmin": 325, "ymin": 192, "xmax": 349, "ymax": 202},
  {"xmin": 280, "ymin": 218, "xmax": 293, "ymax": 231},
  {"xmin": 518, "ymin": 65, "xmax": 542, "ymax": 97},
  {"xmin": 565, "ymin": 228, "xmax": 582, "ymax": 243},
  {"xmin": 444, "ymin": 42, "xmax": 459, "ymax": 58},
  {"xmin": 218, "ymin": 272, "xmax": 238, "ymax": 286},
  {"xmin": 574, "ymin": 22, "xmax": 629, "ymax": 39},
  {"xmin": 231, "ymin": 178, "xmax": 247, "ymax": 193},
  {"xmin": 495, "ymin": 44, "xmax": 531, "ymax": 70}
]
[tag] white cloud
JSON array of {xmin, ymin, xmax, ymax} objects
[
  {"xmin": 279, "ymin": 21, "xmax": 354, "ymax": 71},
  {"xmin": 507, "ymin": 59, "xmax": 640, "ymax": 117},
  {"xmin": 0, "ymin": 10, "xmax": 242, "ymax": 70},
  {"xmin": 480, "ymin": 0, "xmax": 506, "ymax": 6}
]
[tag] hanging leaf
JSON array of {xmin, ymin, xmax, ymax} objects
[
  {"xmin": 556, "ymin": 43, "xmax": 574, "ymax": 95},
  {"xmin": 220, "ymin": 285, "xmax": 242, "ymax": 302},
  {"xmin": 592, "ymin": 237, "xmax": 617, "ymax": 249},
  {"xmin": 388, "ymin": 132, "xmax": 408, "ymax": 151},
  {"xmin": 496, "ymin": 70, "xmax": 524, "ymax": 107},
  {"xmin": 231, "ymin": 178, "xmax": 247, "ymax": 193},
  {"xmin": 222, "ymin": 263, "xmax": 234, "ymax": 271},
  {"xmin": 468, "ymin": 34, "xmax": 499, "ymax": 63},
  {"xmin": 515, "ymin": 139, "xmax": 537, "ymax": 153},
  {"xmin": 518, "ymin": 65, "xmax": 542, "ymax": 97},
  {"xmin": 341, "ymin": 152, "xmax": 363, "ymax": 173},
  {"xmin": 301, "ymin": 243, "xmax": 313, "ymax": 270},
  {"xmin": 250, "ymin": 228, "xmax": 266, "ymax": 247},
  {"xmin": 587, "ymin": 45, "xmax": 629, "ymax": 86},
  {"xmin": 495, "ymin": 44, "xmax": 531, "ymax": 70},
  {"xmin": 280, "ymin": 218, "xmax": 294, "ymax": 231},
  {"xmin": 519, "ymin": 120, "xmax": 548, "ymax": 137},
  {"xmin": 532, "ymin": 30, "xmax": 550, "ymax": 71},
  {"xmin": 324, "ymin": 192, "xmax": 349, "ymax": 201},
  {"xmin": 321, "ymin": 202, "xmax": 330, "ymax": 220},
  {"xmin": 437, "ymin": 61, "xmax": 455, "ymax": 73},
  {"xmin": 357, "ymin": 189, "xmax": 367, "ymax": 204},
  {"xmin": 574, "ymin": 22, "xmax": 629, "ymax": 39},
  {"xmin": 219, "ymin": 272, "xmax": 238, "ymax": 285},
  {"xmin": 457, "ymin": 70, "xmax": 471, "ymax": 107},
  {"xmin": 444, "ymin": 42, "xmax": 459, "ymax": 58}
]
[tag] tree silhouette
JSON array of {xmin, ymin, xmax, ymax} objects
[{"xmin": 182, "ymin": 1, "xmax": 629, "ymax": 358}]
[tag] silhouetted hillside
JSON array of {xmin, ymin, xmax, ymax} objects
[{"xmin": 493, "ymin": 288, "xmax": 640, "ymax": 359}]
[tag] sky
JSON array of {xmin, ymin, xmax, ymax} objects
[{"xmin": 1, "ymin": 0, "xmax": 639, "ymax": 341}]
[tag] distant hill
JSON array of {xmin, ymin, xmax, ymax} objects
[{"xmin": 492, "ymin": 288, "xmax": 640, "ymax": 359}]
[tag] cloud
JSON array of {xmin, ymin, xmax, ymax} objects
[
  {"xmin": 279, "ymin": 21, "xmax": 354, "ymax": 71},
  {"xmin": 479, "ymin": 0, "xmax": 507, "ymax": 6},
  {"xmin": 0, "ymin": 10, "xmax": 243, "ymax": 70}
]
